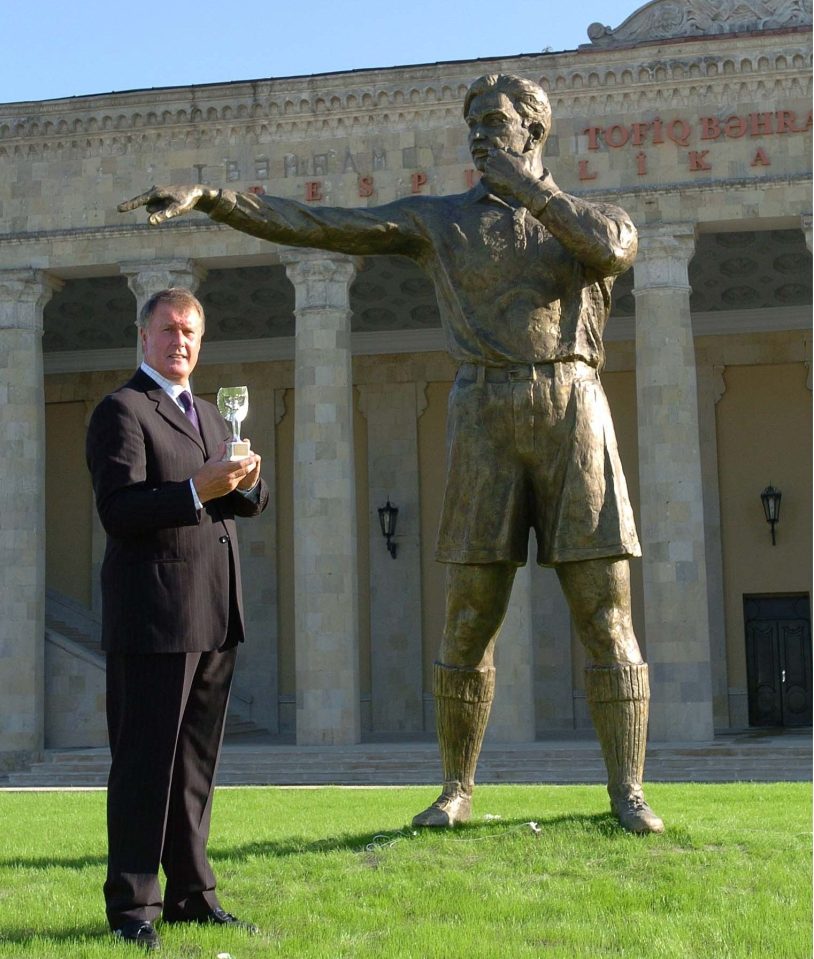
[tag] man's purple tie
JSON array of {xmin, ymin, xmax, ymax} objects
[{"xmin": 179, "ymin": 390, "xmax": 200, "ymax": 433}]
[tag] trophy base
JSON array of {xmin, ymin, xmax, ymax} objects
[{"xmin": 225, "ymin": 439, "xmax": 251, "ymax": 462}]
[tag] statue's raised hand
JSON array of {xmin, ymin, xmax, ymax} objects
[
  {"xmin": 482, "ymin": 149, "xmax": 540, "ymax": 201},
  {"xmin": 117, "ymin": 184, "xmax": 216, "ymax": 225},
  {"xmin": 483, "ymin": 152, "xmax": 560, "ymax": 211}
]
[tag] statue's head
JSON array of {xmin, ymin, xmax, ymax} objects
[{"xmin": 464, "ymin": 74, "xmax": 551, "ymax": 171}]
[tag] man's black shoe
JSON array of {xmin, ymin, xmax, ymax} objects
[
  {"xmin": 163, "ymin": 907, "xmax": 259, "ymax": 934},
  {"xmin": 112, "ymin": 920, "xmax": 161, "ymax": 950}
]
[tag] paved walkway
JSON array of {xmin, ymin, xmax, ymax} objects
[{"xmin": 2, "ymin": 728, "xmax": 810, "ymax": 789}]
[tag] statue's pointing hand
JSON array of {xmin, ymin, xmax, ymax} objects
[{"xmin": 118, "ymin": 185, "xmax": 213, "ymax": 225}]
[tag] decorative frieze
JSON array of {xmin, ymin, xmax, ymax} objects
[
  {"xmin": 1, "ymin": 38, "xmax": 809, "ymax": 156},
  {"xmin": 586, "ymin": 0, "xmax": 812, "ymax": 47}
]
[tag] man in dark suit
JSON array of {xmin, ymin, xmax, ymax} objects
[{"xmin": 86, "ymin": 287, "xmax": 269, "ymax": 950}]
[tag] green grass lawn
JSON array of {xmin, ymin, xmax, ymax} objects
[{"xmin": 0, "ymin": 783, "xmax": 810, "ymax": 958}]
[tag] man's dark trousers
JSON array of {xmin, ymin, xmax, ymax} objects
[{"xmin": 104, "ymin": 645, "xmax": 237, "ymax": 927}]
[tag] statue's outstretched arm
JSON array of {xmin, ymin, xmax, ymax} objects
[{"xmin": 119, "ymin": 184, "xmax": 428, "ymax": 259}]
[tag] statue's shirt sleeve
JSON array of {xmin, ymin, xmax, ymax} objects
[
  {"xmin": 210, "ymin": 186, "xmax": 636, "ymax": 370},
  {"xmin": 209, "ymin": 189, "xmax": 428, "ymax": 258}
]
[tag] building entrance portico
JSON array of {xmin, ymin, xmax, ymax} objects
[{"xmin": 0, "ymin": 0, "xmax": 811, "ymax": 769}]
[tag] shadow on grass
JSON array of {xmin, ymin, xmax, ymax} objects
[
  {"xmin": 0, "ymin": 923, "xmax": 107, "ymax": 946},
  {"xmin": 0, "ymin": 814, "xmax": 674, "ymax": 946},
  {"xmin": 0, "ymin": 852, "xmax": 105, "ymax": 870},
  {"xmin": 208, "ymin": 810, "xmax": 642, "ymax": 861},
  {"xmin": 0, "ymin": 811, "xmax": 663, "ymax": 873}
]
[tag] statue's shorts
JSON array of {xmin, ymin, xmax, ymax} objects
[{"xmin": 435, "ymin": 360, "xmax": 641, "ymax": 567}]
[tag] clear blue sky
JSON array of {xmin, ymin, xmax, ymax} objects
[{"xmin": 2, "ymin": 0, "xmax": 639, "ymax": 103}]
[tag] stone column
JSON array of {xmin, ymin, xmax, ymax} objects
[
  {"xmin": 283, "ymin": 251, "xmax": 360, "ymax": 745},
  {"xmin": 230, "ymin": 386, "xmax": 284, "ymax": 734},
  {"xmin": 633, "ymin": 225, "xmax": 714, "ymax": 742},
  {"xmin": 119, "ymin": 259, "xmax": 207, "ymax": 363},
  {"xmin": 0, "ymin": 269, "xmax": 61, "ymax": 767},
  {"xmin": 532, "ymin": 564, "xmax": 575, "ymax": 733},
  {"xmin": 695, "ymin": 364, "xmax": 730, "ymax": 729},
  {"xmin": 801, "ymin": 214, "xmax": 812, "ymax": 254},
  {"xmin": 804, "ymin": 218, "xmax": 814, "ymax": 393},
  {"xmin": 85, "ymin": 401, "xmax": 106, "ymax": 621},
  {"xmin": 486, "ymin": 551, "xmax": 536, "ymax": 743},
  {"xmin": 358, "ymin": 382, "xmax": 425, "ymax": 735},
  {"xmin": 113, "ymin": 257, "xmax": 207, "ymax": 616}
]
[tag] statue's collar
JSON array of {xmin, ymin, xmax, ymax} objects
[{"xmin": 467, "ymin": 179, "xmax": 522, "ymax": 211}]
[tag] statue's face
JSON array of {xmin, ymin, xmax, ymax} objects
[{"xmin": 466, "ymin": 90, "xmax": 533, "ymax": 172}]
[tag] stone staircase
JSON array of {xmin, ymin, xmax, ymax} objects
[
  {"xmin": 4, "ymin": 731, "xmax": 810, "ymax": 789},
  {"xmin": 14, "ymin": 592, "xmax": 811, "ymax": 789},
  {"xmin": 45, "ymin": 588, "xmax": 103, "ymax": 657},
  {"xmin": 43, "ymin": 590, "xmax": 266, "ymax": 745}
]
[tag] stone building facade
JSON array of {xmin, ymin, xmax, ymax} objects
[{"xmin": 1, "ymin": 0, "xmax": 811, "ymax": 768}]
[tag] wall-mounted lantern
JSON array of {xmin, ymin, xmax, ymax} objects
[
  {"xmin": 760, "ymin": 485, "xmax": 782, "ymax": 546},
  {"xmin": 378, "ymin": 499, "xmax": 398, "ymax": 559}
]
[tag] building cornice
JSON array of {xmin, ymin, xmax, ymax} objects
[{"xmin": 1, "ymin": 31, "xmax": 810, "ymax": 154}]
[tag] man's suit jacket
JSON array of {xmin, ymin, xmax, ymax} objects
[{"xmin": 86, "ymin": 368, "xmax": 269, "ymax": 654}]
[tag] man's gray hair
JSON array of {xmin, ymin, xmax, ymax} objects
[
  {"xmin": 137, "ymin": 287, "xmax": 206, "ymax": 332},
  {"xmin": 464, "ymin": 73, "xmax": 552, "ymax": 140}
]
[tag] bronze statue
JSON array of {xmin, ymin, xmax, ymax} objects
[{"xmin": 120, "ymin": 73, "xmax": 664, "ymax": 834}]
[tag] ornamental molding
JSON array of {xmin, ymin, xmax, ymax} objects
[
  {"xmin": 39, "ymin": 305, "xmax": 810, "ymax": 375},
  {"xmin": 633, "ymin": 224, "xmax": 697, "ymax": 289},
  {"xmin": 586, "ymin": 0, "xmax": 812, "ymax": 47},
  {"xmin": 0, "ymin": 35, "xmax": 810, "ymax": 155},
  {"xmin": 0, "ymin": 269, "xmax": 63, "ymax": 331}
]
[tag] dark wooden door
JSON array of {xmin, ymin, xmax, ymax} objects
[{"xmin": 745, "ymin": 595, "xmax": 812, "ymax": 728}]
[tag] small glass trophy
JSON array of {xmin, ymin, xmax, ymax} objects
[{"xmin": 216, "ymin": 386, "xmax": 251, "ymax": 461}]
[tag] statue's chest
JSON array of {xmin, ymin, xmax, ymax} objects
[{"xmin": 441, "ymin": 206, "xmax": 568, "ymax": 296}]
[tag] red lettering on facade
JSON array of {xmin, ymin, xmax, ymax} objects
[
  {"xmin": 668, "ymin": 119, "xmax": 691, "ymax": 146},
  {"xmin": 752, "ymin": 112, "xmax": 770, "ymax": 136},
  {"xmin": 724, "ymin": 115, "xmax": 747, "ymax": 138},
  {"xmin": 775, "ymin": 110, "xmax": 799, "ymax": 133},
  {"xmin": 583, "ymin": 127, "xmax": 602, "ymax": 150},
  {"xmin": 750, "ymin": 112, "xmax": 774, "ymax": 136},
  {"xmin": 605, "ymin": 124, "xmax": 630, "ymax": 148},
  {"xmin": 248, "ymin": 185, "xmax": 265, "ymax": 195},
  {"xmin": 358, "ymin": 175, "xmax": 374, "ymax": 198},
  {"xmin": 651, "ymin": 117, "xmax": 664, "ymax": 144},
  {"xmin": 689, "ymin": 150, "xmax": 712, "ymax": 171},
  {"xmin": 411, "ymin": 172, "xmax": 428, "ymax": 193},
  {"xmin": 573, "ymin": 106, "xmax": 809, "ymax": 183},
  {"xmin": 631, "ymin": 122, "xmax": 650, "ymax": 146},
  {"xmin": 578, "ymin": 160, "xmax": 598, "ymax": 181},
  {"xmin": 700, "ymin": 116, "xmax": 721, "ymax": 140},
  {"xmin": 304, "ymin": 181, "xmax": 322, "ymax": 201}
]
